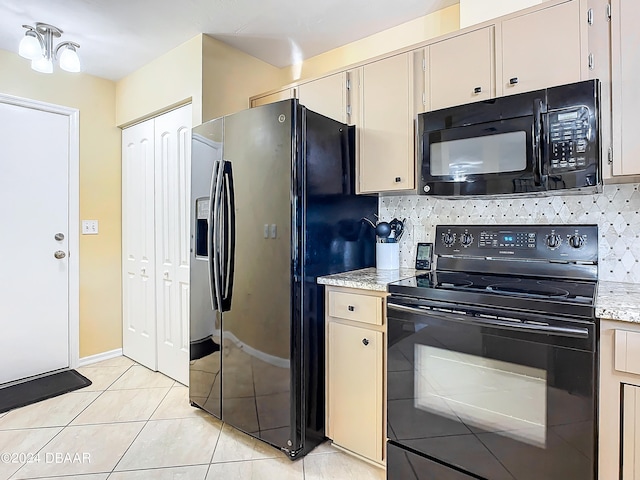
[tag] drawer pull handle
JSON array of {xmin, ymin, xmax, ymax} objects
[
  {"xmin": 362, "ymin": 338, "xmax": 369, "ymax": 346},
  {"xmin": 474, "ymin": 86, "xmax": 482, "ymax": 94},
  {"xmin": 348, "ymin": 305, "xmax": 355, "ymax": 312},
  {"xmin": 394, "ymin": 177, "xmax": 402, "ymax": 183},
  {"xmin": 509, "ymin": 77, "xmax": 519, "ymax": 85}
]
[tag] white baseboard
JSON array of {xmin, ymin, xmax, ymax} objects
[{"xmin": 78, "ymin": 348, "xmax": 124, "ymax": 367}]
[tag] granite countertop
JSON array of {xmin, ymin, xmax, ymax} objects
[
  {"xmin": 317, "ymin": 267, "xmax": 417, "ymax": 292},
  {"xmin": 596, "ymin": 281, "xmax": 640, "ymax": 323},
  {"xmin": 318, "ymin": 269, "xmax": 640, "ymax": 323}
]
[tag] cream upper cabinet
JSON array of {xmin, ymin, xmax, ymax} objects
[
  {"xmin": 611, "ymin": 0, "xmax": 640, "ymax": 176},
  {"xmin": 298, "ymin": 72, "xmax": 347, "ymax": 123},
  {"xmin": 501, "ymin": 1, "xmax": 583, "ymax": 95},
  {"xmin": 357, "ymin": 53, "xmax": 413, "ymax": 193},
  {"xmin": 250, "ymin": 88, "xmax": 296, "ymax": 108},
  {"xmin": 429, "ymin": 26, "xmax": 495, "ymax": 110}
]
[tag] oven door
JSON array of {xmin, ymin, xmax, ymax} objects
[{"xmin": 386, "ymin": 297, "xmax": 596, "ymax": 480}]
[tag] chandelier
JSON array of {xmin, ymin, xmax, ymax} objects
[{"xmin": 19, "ymin": 23, "xmax": 81, "ymax": 74}]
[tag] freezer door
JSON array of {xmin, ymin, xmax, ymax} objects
[
  {"xmin": 221, "ymin": 100, "xmax": 295, "ymax": 451},
  {"xmin": 189, "ymin": 119, "xmax": 224, "ymax": 419}
]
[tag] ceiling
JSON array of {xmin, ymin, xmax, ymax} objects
[{"xmin": 0, "ymin": 0, "xmax": 458, "ymax": 81}]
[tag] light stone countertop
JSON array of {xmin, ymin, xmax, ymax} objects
[
  {"xmin": 596, "ymin": 281, "xmax": 640, "ymax": 324},
  {"xmin": 318, "ymin": 270, "xmax": 640, "ymax": 324},
  {"xmin": 317, "ymin": 267, "xmax": 417, "ymax": 292}
]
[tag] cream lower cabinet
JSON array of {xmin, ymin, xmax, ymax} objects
[
  {"xmin": 356, "ymin": 53, "xmax": 413, "ymax": 194},
  {"xmin": 599, "ymin": 320, "xmax": 640, "ymax": 479},
  {"xmin": 325, "ymin": 286, "xmax": 386, "ymax": 465}
]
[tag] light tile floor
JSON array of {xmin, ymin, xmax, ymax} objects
[{"xmin": 0, "ymin": 357, "xmax": 385, "ymax": 480}]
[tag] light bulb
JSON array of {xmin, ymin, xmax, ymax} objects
[
  {"xmin": 18, "ymin": 32, "xmax": 41, "ymax": 60},
  {"xmin": 32, "ymin": 56, "xmax": 53, "ymax": 74},
  {"xmin": 59, "ymin": 46, "xmax": 80, "ymax": 73}
]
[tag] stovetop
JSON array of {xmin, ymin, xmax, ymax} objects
[{"xmin": 388, "ymin": 224, "xmax": 599, "ymax": 319}]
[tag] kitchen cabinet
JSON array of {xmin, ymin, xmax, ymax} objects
[
  {"xmin": 250, "ymin": 87, "xmax": 296, "ymax": 108},
  {"xmin": 122, "ymin": 104, "xmax": 192, "ymax": 385},
  {"xmin": 501, "ymin": 0, "xmax": 583, "ymax": 96},
  {"xmin": 325, "ymin": 286, "xmax": 386, "ymax": 465},
  {"xmin": 599, "ymin": 320, "xmax": 640, "ymax": 480},
  {"xmin": 428, "ymin": 26, "xmax": 495, "ymax": 111},
  {"xmin": 298, "ymin": 72, "xmax": 348, "ymax": 123},
  {"xmin": 611, "ymin": 0, "xmax": 640, "ymax": 176},
  {"xmin": 357, "ymin": 53, "xmax": 413, "ymax": 193}
]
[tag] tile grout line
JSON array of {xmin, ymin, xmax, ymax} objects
[{"xmin": 6, "ymin": 363, "xmax": 135, "ymax": 480}]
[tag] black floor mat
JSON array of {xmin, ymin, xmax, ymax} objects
[{"xmin": 0, "ymin": 369, "xmax": 92, "ymax": 414}]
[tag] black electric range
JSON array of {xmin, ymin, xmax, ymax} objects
[{"xmin": 386, "ymin": 224, "xmax": 599, "ymax": 480}]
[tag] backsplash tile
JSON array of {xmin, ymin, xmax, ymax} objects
[{"xmin": 379, "ymin": 183, "xmax": 640, "ymax": 283}]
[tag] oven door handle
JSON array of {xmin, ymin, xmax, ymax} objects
[{"xmin": 387, "ymin": 302, "xmax": 590, "ymax": 339}]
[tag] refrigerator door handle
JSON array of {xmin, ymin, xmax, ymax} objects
[
  {"xmin": 209, "ymin": 159, "xmax": 224, "ymax": 311},
  {"xmin": 221, "ymin": 160, "xmax": 236, "ymax": 311}
]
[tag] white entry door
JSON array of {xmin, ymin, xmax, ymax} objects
[{"xmin": 0, "ymin": 101, "xmax": 70, "ymax": 385}]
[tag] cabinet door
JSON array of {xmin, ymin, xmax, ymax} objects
[
  {"xmin": 122, "ymin": 119, "xmax": 157, "ymax": 370},
  {"xmin": 612, "ymin": 0, "xmax": 640, "ymax": 175},
  {"xmin": 430, "ymin": 27, "xmax": 494, "ymax": 110},
  {"xmin": 298, "ymin": 73, "xmax": 347, "ymax": 123},
  {"xmin": 251, "ymin": 88, "xmax": 295, "ymax": 108},
  {"xmin": 154, "ymin": 104, "xmax": 192, "ymax": 386},
  {"xmin": 328, "ymin": 321, "xmax": 383, "ymax": 462},
  {"xmin": 359, "ymin": 53, "xmax": 413, "ymax": 193},
  {"xmin": 501, "ymin": 1, "xmax": 582, "ymax": 95},
  {"xmin": 622, "ymin": 384, "xmax": 640, "ymax": 479}
]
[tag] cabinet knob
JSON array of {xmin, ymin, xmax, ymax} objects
[
  {"xmin": 509, "ymin": 77, "xmax": 519, "ymax": 85},
  {"xmin": 348, "ymin": 305, "xmax": 355, "ymax": 312},
  {"xmin": 362, "ymin": 338, "xmax": 369, "ymax": 346},
  {"xmin": 474, "ymin": 86, "xmax": 482, "ymax": 94},
  {"xmin": 394, "ymin": 177, "xmax": 402, "ymax": 183}
]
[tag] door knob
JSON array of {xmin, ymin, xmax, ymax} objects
[
  {"xmin": 54, "ymin": 233, "xmax": 65, "ymax": 241},
  {"xmin": 54, "ymin": 250, "xmax": 66, "ymax": 259}
]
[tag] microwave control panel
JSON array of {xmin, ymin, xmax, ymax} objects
[{"xmin": 548, "ymin": 106, "xmax": 591, "ymax": 172}]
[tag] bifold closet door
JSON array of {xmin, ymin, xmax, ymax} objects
[
  {"xmin": 154, "ymin": 105, "xmax": 192, "ymax": 386},
  {"xmin": 122, "ymin": 104, "xmax": 192, "ymax": 385},
  {"xmin": 122, "ymin": 120, "xmax": 157, "ymax": 370}
]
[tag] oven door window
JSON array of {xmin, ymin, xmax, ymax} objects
[
  {"xmin": 387, "ymin": 308, "xmax": 595, "ymax": 480},
  {"xmin": 422, "ymin": 117, "xmax": 541, "ymax": 196}
]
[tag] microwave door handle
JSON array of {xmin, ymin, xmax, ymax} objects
[{"xmin": 533, "ymin": 99, "xmax": 543, "ymax": 186}]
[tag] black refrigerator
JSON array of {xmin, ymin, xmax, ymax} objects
[{"xmin": 189, "ymin": 99, "xmax": 377, "ymax": 459}]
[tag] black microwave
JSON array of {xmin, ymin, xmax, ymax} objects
[{"xmin": 418, "ymin": 80, "xmax": 602, "ymax": 197}]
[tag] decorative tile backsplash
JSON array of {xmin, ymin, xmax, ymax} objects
[{"xmin": 379, "ymin": 183, "xmax": 640, "ymax": 283}]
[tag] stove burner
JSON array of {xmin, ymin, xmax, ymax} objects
[
  {"xmin": 439, "ymin": 280, "xmax": 473, "ymax": 288},
  {"xmin": 486, "ymin": 283, "xmax": 570, "ymax": 299}
]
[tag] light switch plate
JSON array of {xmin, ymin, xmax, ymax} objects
[{"xmin": 82, "ymin": 220, "xmax": 99, "ymax": 235}]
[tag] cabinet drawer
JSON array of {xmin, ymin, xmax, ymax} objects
[
  {"xmin": 615, "ymin": 329, "xmax": 640, "ymax": 375},
  {"xmin": 328, "ymin": 291, "xmax": 382, "ymax": 325}
]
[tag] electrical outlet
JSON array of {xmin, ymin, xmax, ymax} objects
[
  {"xmin": 270, "ymin": 224, "xmax": 277, "ymax": 239},
  {"xmin": 264, "ymin": 224, "xmax": 269, "ymax": 238},
  {"xmin": 82, "ymin": 220, "xmax": 99, "ymax": 235}
]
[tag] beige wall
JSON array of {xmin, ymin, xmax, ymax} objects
[
  {"xmin": 0, "ymin": 48, "xmax": 122, "ymax": 358},
  {"xmin": 115, "ymin": 35, "xmax": 203, "ymax": 127},
  {"xmin": 460, "ymin": 0, "xmax": 542, "ymax": 28},
  {"xmin": 280, "ymin": 4, "xmax": 460, "ymax": 84},
  {"xmin": 201, "ymin": 35, "xmax": 285, "ymax": 122}
]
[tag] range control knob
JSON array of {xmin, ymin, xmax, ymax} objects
[
  {"xmin": 546, "ymin": 234, "xmax": 562, "ymax": 249},
  {"xmin": 460, "ymin": 232, "xmax": 474, "ymax": 247},
  {"xmin": 568, "ymin": 234, "xmax": 585, "ymax": 249},
  {"xmin": 442, "ymin": 232, "xmax": 456, "ymax": 247}
]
